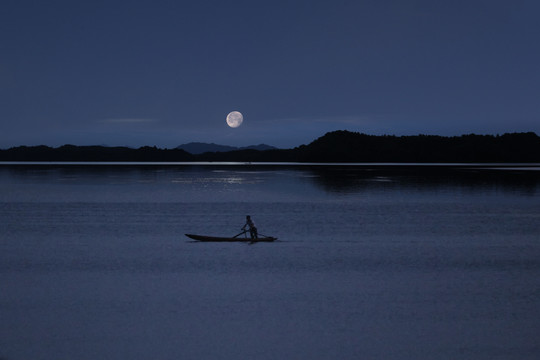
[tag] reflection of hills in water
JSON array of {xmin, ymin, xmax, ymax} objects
[
  {"xmin": 305, "ymin": 165, "xmax": 540, "ymax": 195},
  {"xmin": 3, "ymin": 163, "xmax": 539, "ymax": 198}
]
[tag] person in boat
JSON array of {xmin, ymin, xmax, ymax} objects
[{"xmin": 242, "ymin": 215, "xmax": 258, "ymax": 240}]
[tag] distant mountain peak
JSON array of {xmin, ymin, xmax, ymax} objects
[{"xmin": 176, "ymin": 142, "xmax": 277, "ymax": 154}]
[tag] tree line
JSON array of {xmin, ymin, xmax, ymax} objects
[{"xmin": 1, "ymin": 131, "xmax": 539, "ymax": 163}]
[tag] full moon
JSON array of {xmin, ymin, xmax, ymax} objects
[{"xmin": 226, "ymin": 111, "xmax": 243, "ymax": 128}]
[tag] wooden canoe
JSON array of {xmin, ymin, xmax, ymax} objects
[{"xmin": 185, "ymin": 233, "xmax": 277, "ymax": 242}]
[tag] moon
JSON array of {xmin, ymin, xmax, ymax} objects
[{"xmin": 226, "ymin": 111, "xmax": 243, "ymax": 128}]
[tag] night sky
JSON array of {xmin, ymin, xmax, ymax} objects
[{"xmin": 2, "ymin": 0, "xmax": 539, "ymax": 149}]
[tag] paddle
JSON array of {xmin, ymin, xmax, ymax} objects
[{"xmin": 233, "ymin": 230, "xmax": 247, "ymax": 238}]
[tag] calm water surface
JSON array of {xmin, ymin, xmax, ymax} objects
[{"xmin": 1, "ymin": 164, "xmax": 539, "ymax": 359}]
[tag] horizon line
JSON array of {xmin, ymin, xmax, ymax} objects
[{"xmin": 1, "ymin": 130, "xmax": 538, "ymax": 151}]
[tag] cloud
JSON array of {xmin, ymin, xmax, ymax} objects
[
  {"xmin": 263, "ymin": 114, "xmax": 385, "ymax": 128},
  {"xmin": 99, "ymin": 118, "xmax": 158, "ymax": 124},
  {"xmin": 310, "ymin": 115, "xmax": 381, "ymax": 125}
]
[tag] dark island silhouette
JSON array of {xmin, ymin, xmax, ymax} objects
[{"xmin": 1, "ymin": 130, "xmax": 540, "ymax": 163}]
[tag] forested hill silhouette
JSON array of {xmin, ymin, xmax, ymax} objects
[
  {"xmin": 0, "ymin": 145, "xmax": 193, "ymax": 162},
  {"xmin": 292, "ymin": 131, "xmax": 540, "ymax": 163},
  {"xmin": 1, "ymin": 131, "xmax": 539, "ymax": 162}
]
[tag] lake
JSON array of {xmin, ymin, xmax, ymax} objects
[{"xmin": 1, "ymin": 163, "xmax": 539, "ymax": 359}]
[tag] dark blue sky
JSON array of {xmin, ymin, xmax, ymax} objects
[{"xmin": 1, "ymin": 0, "xmax": 539, "ymax": 148}]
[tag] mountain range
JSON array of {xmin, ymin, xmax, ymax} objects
[
  {"xmin": 1, "ymin": 130, "xmax": 540, "ymax": 163},
  {"xmin": 176, "ymin": 142, "xmax": 277, "ymax": 154}
]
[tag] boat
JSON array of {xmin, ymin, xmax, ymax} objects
[{"xmin": 185, "ymin": 233, "xmax": 277, "ymax": 242}]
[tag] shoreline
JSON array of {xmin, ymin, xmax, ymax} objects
[{"xmin": 1, "ymin": 161, "xmax": 540, "ymax": 169}]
